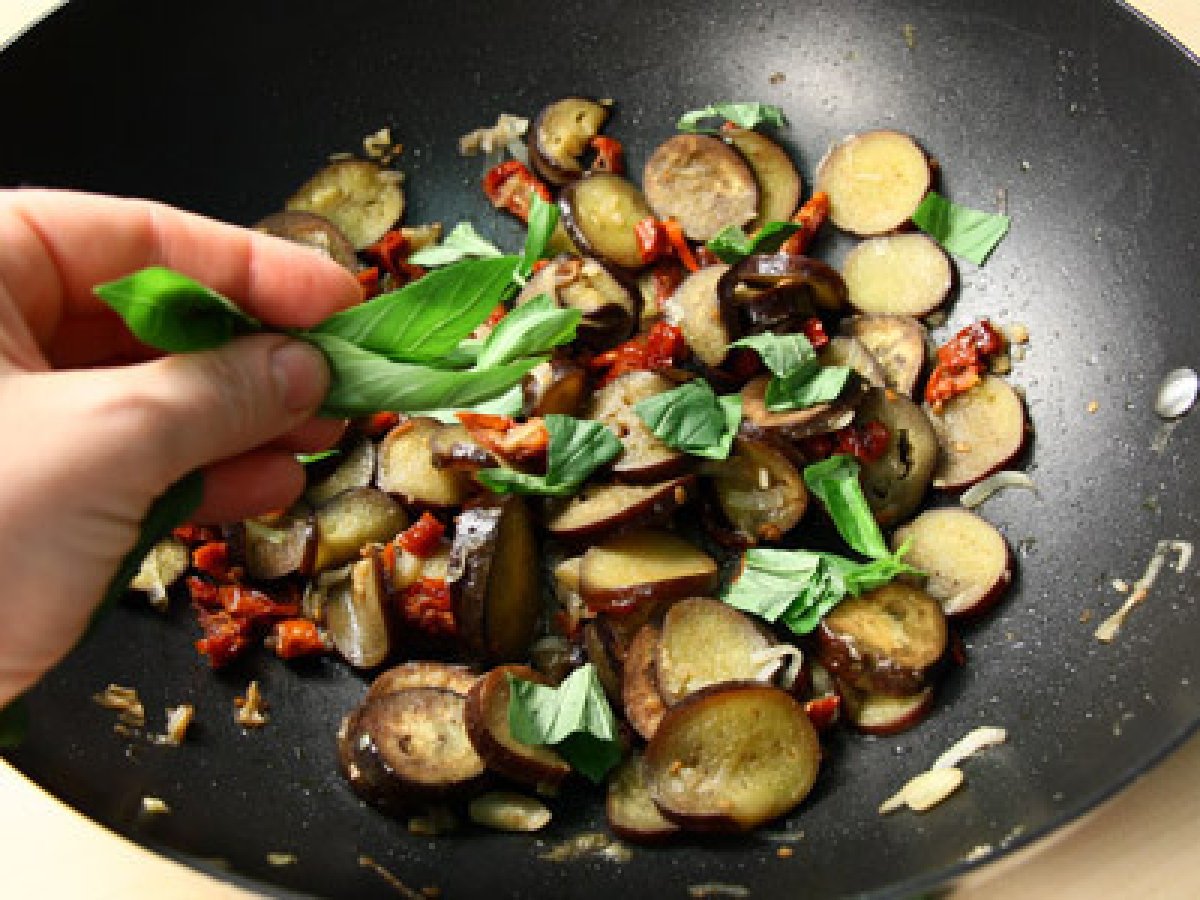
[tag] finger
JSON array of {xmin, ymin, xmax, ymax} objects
[
  {"xmin": 192, "ymin": 451, "xmax": 306, "ymax": 523},
  {"xmin": 268, "ymin": 416, "xmax": 347, "ymax": 454},
  {"xmin": 0, "ymin": 188, "xmax": 364, "ymax": 350}
]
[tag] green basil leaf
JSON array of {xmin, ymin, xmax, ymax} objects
[
  {"xmin": 634, "ymin": 380, "xmax": 742, "ymax": 460},
  {"xmin": 295, "ymin": 449, "xmax": 341, "ymax": 465},
  {"xmin": 405, "ymin": 222, "xmax": 503, "ymax": 267},
  {"xmin": 306, "ymin": 332, "xmax": 538, "ymax": 417},
  {"xmin": 677, "ymin": 101, "xmax": 787, "ymax": 133},
  {"xmin": 911, "ymin": 191, "xmax": 1010, "ymax": 265},
  {"xmin": 0, "ymin": 697, "xmax": 28, "ymax": 749},
  {"xmin": 476, "ymin": 414, "xmax": 621, "ymax": 496},
  {"xmin": 94, "ymin": 266, "xmax": 260, "ymax": 352},
  {"xmin": 802, "ymin": 454, "xmax": 890, "ymax": 559},
  {"xmin": 421, "ymin": 384, "xmax": 525, "ymax": 425},
  {"xmin": 312, "ymin": 255, "xmax": 519, "ymax": 361},
  {"xmin": 764, "ymin": 364, "xmax": 851, "ymax": 411},
  {"xmin": 730, "ymin": 331, "xmax": 817, "ymax": 380},
  {"xmin": 473, "ymin": 294, "xmax": 581, "ymax": 370},
  {"xmin": 705, "ymin": 220, "xmax": 800, "ymax": 265},
  {"xmin": 518, "ymin": 193, "xmax": 561, "ymax": 279}
]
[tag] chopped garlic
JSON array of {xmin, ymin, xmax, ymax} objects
[
  {"xmin": 267, "ymin": 853, "xmax": 298, "ymax": 867},
  {"xmin": 141, "ymin": 796, "xmax": 170, "ymax": 815},
  {"xmin": 468, "ymin": 792, "xmax": 552, "ymax": 832},
  {"xmin": 93, "ymin": 684, "xmax": 146, "ymax": 728},
  {"xmin": 156, "ymin": 703, "xmax": 195, "ymax": 746},
  {"xmin": 235, "ymin": 680, "xmax": 269, "ymax": 728},
  {"xmin": 458, "ymin": 113, "xmax": 529, "ymax": 157},
  {"xmin": 880, "ymin": 766, "xmax": 964, "ymax": 814}
]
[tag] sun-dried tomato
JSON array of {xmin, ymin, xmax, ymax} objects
[
  {"xmin": 398, "ymin": 578, "xmax": 456, "ymax": 637},
  {"xmin": 804, "ymin": 694, "xmax": 841, "ymax": 731},
  {"xmin": 482, "ymin": 160, "xmax": 552, "ymax": 222},
  {"xmin": 355, "ymin": 266, "xmax": 381, "ymax": 300},
  {"xmin": 800, "ymin": 316, "xmax": 829, "ymax": 350},
  {"xmin": 588, "ymin": 135, "xmax": 625, "ymax": 175},
  {"xmin": 395, "ymin": 512, "xmax": 446, "ymax": 558},
  {"xmin": 217, "ymin": 584, "xmax": 300, "ymax": 623},
  {"xmin": 635, "ymin": 216, "xmax": 670, "ymax": 265},
  {"xmin": 456, "ymin": 412, "xmax": 550, "ymax": 468},
  {"xmin": 661, "ymin": 218, "xmax": 700, "ymax": 272},
  {"xmin": 925, "ymin": 319, "xmax": 1007, "ymax": 411},
  {"xmin": 650, "ymin": 260, "xmax": 685, "ymax": 310},
  {"xmin": 358, "ymin": 411, "xmax": 402, "ymax": 437},
  {"xmin": 272, "ymin": 619, "xmax": 328, "ymax": 659},
  {"xmin": 194, "ymin": 609, "xmax": 253, "ymax": 669},
  {"xmin": 800, "ymin": 420, "xmax": 891, "ymax": 465},
  {"xmin": 172, "ymin": 524, "xmax": 219, "ymax": 545},
  {"xmin": 588, "ymin": 322, "xmax": 687, "ymax": 385},
  {"xmin": 192, "ymin": 542, "xmax": 232, "ymax": 580},
  {"xmin": 779, "ymin": 191, "xmax": 830, "ymax": 256}
]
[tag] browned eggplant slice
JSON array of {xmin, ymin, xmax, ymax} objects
[
  {"xmin": 722, "ymin": 253, "xmax": 848, "ymax": 312},
  {"xmin": 305, "ymin": 438, "xmax": 377, "ymax": 508},
  {"xmin": 464, "ymin": 665, "xmax": 572, "ymax": 788},
  {"xmin": 723, "ymin": 127, "xmax": 802, "ymax": 229},
  {"xmin": 579, "ymin": 529, "xmax": 719, "ymax": 614},
  {"xmin": 447, "ymin": 496, "xmax": 540, "ymax": 664},
  {"xmin": 237, "ymin": 503, "xmax": 314, "ymax": 580},
  {"xmin": 545, "ymin": 476, "xmax": 694, "ymax": 542},
  {"xmin": 367, "ymin": 661, "xmax": 480, "ymax": 702},
  {"xmin": 583, "ymin": 621, "xmax": 623, "ymax": 704},
  {"xmin": 837, "ymin": 679, "xmax": 935, "ymax": 735},
  {"xmin": 842, "ymin": 314, "xmax": 928, "ymax": 397},
  {"xmin": 643, "ymin": 684, "xmax": 820, "ymax": 832},
  {"xmin": 286, "ymin": 158, "xmax": 405, "ymax": 249},
  {"xmin": 814, "ymin": 130, "xmax": 932, "ymax": 237},
  {"xmin": 559, "ymin": 173, "xmax": 655, "ymax": 270},
  {"xmin": 661, "ymin": 264, "xmax": 736, "ymax": 368},
  {"xmin": 606, "ymin": 751, "xmax": 682, "ymax": 844},
  {"xmin": 818, "ymin": 336, "xmax": 889, "ymax": 389},
  {"xmin": 928, "ymin": 375, "xmax": 1028, "ymax": 491},
  {"xmin": 817, "ymin": 582, "xmax": 947, "ymax": 696},
  {"xmin": 706, "ymin": 432, "xmax": 807, "ymax": 543},
  {"xmin": 324, "ymin": 553, "xmax": 392, "ymax": 669},
  {"xmin": 428, "ymin": 422, "xmax": 495, "ymax": 472},
  {"xmin": 255, "ymin": 210, "xmax": 359, "ymax": 270},
  {"xmin": 586, "ymin": 372, "xmax": 689, "ymax": 483},
  {"xmin": 516, "ymin": 254, "xmax": 640, "ymax": 350},
  {"xmin": 740, "ymin": 375, "xmax": 862, "ymax": 440},
  {"xmin": 528, "ymin": 97, "xmax": 610, "ymax": 186},
  {"xmin": 522, "ymin": 358, "xmax": 589, "ymax": 418},
  {"xmin": 377, "ymin": 417, "xmax": 474, "ymax": 509},
  {"xmin": 623, "ymin": 624, "xmax": 670, "ymax": 742},
  {"xmin": 843, "ymin": 234, "xmax": 953, "ymax": 317},
  {"xmin": 856, "ymin": 387, "xmax": 939, "ymax": 527},
  {"xmin": 312, "ymin": 487, "xmax": 408, "ymax": 574},
  {"xmin": 643, "ymin": 134, "xmax": 759, "ymax": 241},
  {"xmin": 655, "ymin": 599, "xmax": 777, "ymax": 705}
]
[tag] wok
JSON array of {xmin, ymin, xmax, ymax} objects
[{"xmin": 2, "ymin": 1, "xmax": 1198, "ymax": 897}]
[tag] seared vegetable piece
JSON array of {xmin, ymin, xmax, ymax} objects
[
  {"xmin": 560, "ymin": 173, "xmax": 655, "ymax": 269},
  {"xmin": 587, "ymin": 372, "xmax": 688, "ymax": 483},
  {"xmin": 579, "ymin": 529, "xmax": 719, "ymax": 613},
  {"xmin": 842, "ymin": 234, "xmax": 953, "ymax": 316},
  {"xmin": 428, "ymin": 423, "xmax": 495, "ymax": 472},
  {"xmin": 255, "ymin": 210, "xmax": 359, "ymax": 270},
  {"xmin": 305, "ymin": 438, "xmax": 378, "ymax": 507},
  {"xmin": 819, "ymin": 336, "xmax": 888, "ymax": 388},
  {"xmin": 643, "ymin": 684, "xmax": 820, "ymax": 832},
  {"xmin": 447, "ymin": 496, "xmax": 540, "ymax": 663},
  {"xmin": 338, "ymin": 687, "xmax": 487, "ymax": 808},
  {"xmin": 545, "ymin": 476, "xmax": 694, "ymax": 541},
  {"xmin": 842, "ymin": 314, "xmax": 928, "ymax": 397},
  {"xmin": 815, "ymin": 130, "xmax": 931, "ymax": 237},
  {"xmin": 517, "ymin": 254, "xmax": 639, "ymax": 349},
  {"xmin": 378, "ymin": 418, "xmax": 474, "ymax": 508},
  {"xmin": 367, "ymin": 661, "xmax": 479, "ymax": 702},
  {"xmin": 324, "ymin": 554, "xmax": 391, "ymax": 669},
  {"xmin": 893, "ymin": 507, "xmax": 1013, "ymax": 618},
  {"xmin": 622, "ymin": 624, "xmax": 669, "ymax": 741},
  {"xmin": 528, "ymin": 97, "xmax": 610, "ymax": 186},
  {"xmin": 740, "ymin": 375, "xmax": 860, "ymax": 439},
  {"xmin": 817, "ymin": 582, "xmax": 947, "ymax": 696},
  {"xmin": 723, "ymin": 127, "xmax": 802, "ymax": 230},
  {"xmin": 606, "ymin": 751, "xmax": 682, "ymax": 844},
  {"xmin": 720, "ymin": 253, "xmax": 848, "ymax": 312},
  {"xmin": 928, "ymin": 375, "xmax": 1027, "ymax": 490},
  {"xmin": 237, "ymin": 503, "xmax": 314, "ymax": 580},
  {"xmin": 522, "ymin": 359, "xmax": 589, "ymax": 418},
  {"xmin": 286, "ymin": 159, "xmax": 405, "ymax": 249},
  {"xmin": 583, "ymin": 622, "xmax": 623, "ymax": 703},
  {"xmin": 130, "ymin": 538, "xmax": 190, "ymax": 610},
  {"xmin": 643, "ymin": 135, "xmax": 759, "ymax": 241},
  {"xmin": 855, "ymin": 387, "xmax": 938, "ymax": 527},
  {"xmin": 661, "ymin": 264, "xmax": 736, "ymax": 368},
  {"xmin": 312, "ymin": 487, "xmax": 407, "ymax": 573},
  {"xmin": 837, "ymin": 679, "xmax": 935, "ymax": 735},
  {"xmin": 464, "ymin": 665, "xmax": 572, "ymax": 787},
  {"xmin": 655, "ymin": 599, "xmax": 776, "ymax": 704},
  {"xmin": 707, "ymin": 432, "xmax": 807, "ymax": 543}
]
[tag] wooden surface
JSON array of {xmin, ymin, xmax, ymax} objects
[{"xmin": 1, "ymin": 2, "xmax": 1198, "ymax": 898}]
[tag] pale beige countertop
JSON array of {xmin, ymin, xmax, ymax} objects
[{"xmin": 1, "ymin": 2, "xmax": 1198, "ymax": 898}]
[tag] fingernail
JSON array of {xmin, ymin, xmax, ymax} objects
[{"xmin": 271, "ymin": 340, "xmax": 329, "ymax": 413}]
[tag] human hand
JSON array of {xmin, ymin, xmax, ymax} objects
[{"xmin": 0, "ymin": 189, "xmax": 362, "ymax": 704}]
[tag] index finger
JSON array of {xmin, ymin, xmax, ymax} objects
[{"xmin": 0, "ymin": 188, "xmax": 365, "ymax": 349}]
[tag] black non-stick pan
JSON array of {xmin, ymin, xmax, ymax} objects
[{"xmin": 2, "ymin": 1, "xmax": 1198, "ymax": 897}]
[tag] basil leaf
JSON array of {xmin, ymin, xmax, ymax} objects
[
  {"xmin": 507, "ymin": 664, "xmax": 621, "ymax": 783},
  {"xmin": 306, "ymin": 332, "xmax": 538, "ymax": 417},
  {"xmin": 764, "ymin": 364, "xmax": 851, "ymax": 412},
  {"xmin": 802, "ymin": 455, "xmax": 890, "ymax": 559},
  {"xmin": 406, "ymin": 222, "xmax": 503, "ymax": 267},
  {"xmin": 677, "ymin": 101, "xmax": 787, "ymax": 133},
  {"xmin": 473, "ymin": 294, "xmax": 580, "ymax": 370},
  {"xmin": 634, "ymin": 380, "xmax": 742, "ymax": 460},
  {"xmin": 312, "ymin": 255, "xmax": 519, "ymax": 361},
  {"xmin": 0, "ymin": 697, "xmax": 28, "ymax": 749},
  {"xmin": 422, "ymin": 384, "xmax": 525, "ymax": 425},
  {"xmin": 94, "ymin": 266, "xmax": 260, "ymax": 352},
  {"xmin": 911, "ymin": 191, "xmax": 1010, "ymax": 265},
  {"xmin": 295, "ymin": 449, "xmax": 340, "ymax": 465},
  {"xmin": 730, "ymin": 331, "xmax": 817, "ymax": 380},
  {"xmin": 518, "ymin": 193, "xmax": 561, "ymax": 279},
  {"xmin": 705, "ymin": 221, "xmax": 800, "ymax": 265},
  {"xmin": 476, "ymin": 414, "xmax": 621, "ymax": 496}
]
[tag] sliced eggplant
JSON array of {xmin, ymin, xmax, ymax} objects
[
  {"xmin": 655, "ymin": 599, "xmax": 776, "ymax": 705},
  {"xmin": 338, "ymin": 687, "xmax": 487, "ymax": 808},
  {"xmin": 447, "ymin": 496, "xmax": 540, "ymax": 664},
  {"xmin": 579, "ymin": 529, "xmax": 719, "ymax": 615},
  {"xmin": 583, "ymin": 622, "xmax": 623, "ymax": 704},
  {"xmin": 545, "ymin": 476, "xmax": 694, "ymax": 542},
  {"xmin": 723, "ymin": 127, "xmax": 802, "ymax": 229},
  {"xmin": 522, "ymin": 358, "xmax": 589, "ymax": 418},
  {"xmin": 817, "ymin": 582, "xmax": 947, "ymax": 696},
  {"xmin": 516, "ymin": 254, "xmax": 639, "ymax": 349},
  {"xmin": 837, "ymin": 680, "xmax": 935, "ymax": 735},
  {"xmin": 818, "ymin": 336, "xmax": 888, "ymax": 389},
  {"xmin": 642, "ymin": 134, "xmax": 759, "ymax": 241},
  {"xmin": 814, "ymin": 130, "xmax": 932, "ymax": 237},
  {"xmin": 305, "ymin": 438, "xmax": 378, "ymax": 508},
  {"xmin": 325, "ymin": 554, "xmax": 392, "ymax": 669},
  {"xmin": 586, "ymin": 371, "xmax": 689, "ymax": 483},
  {"xmin": 286, "ymin": 159, "xmax": 404, "ymax": 250},
  {"xmin": 559, "ymin": 173, "xmax": 655, "ymax": 270},
  {"xmin": 720, "ymin": 253, "xmax": 848, "ymax": 312},
  {"xmin": 606, "ymin": 752, "xmax": 682, "ymax": 844},
  {"xmin": 428, "ymin": 423, "xmax": 495, "ymax": 472},
  {"xmin": 464, "ymin": 665, "xmax": 572, "ymax": 787},
  {"xmin": 312, "ymin": 487, "xmax": 408, "ymax": 574},
  {"xmin": 129, "ymin": 538, "xmax": 190, "ymax": 611},
  {"xmin": 643, "ymin": 684, "xmax": 820, "ymax": 832},
  {"xmin": 856, "ymin": 387, "xmax": 939, "ymax": 527},
  {"xmin": 927, "ymin": 375, "xmax": 1028, "ymax": 491},
  {"xmin": 740, "ymin": 375, "xmax": 862, "ymax": 440},
  {"xmin": 622, "ymin": 624, "xmax": 669, "ymax": 742},
  {"xmin": 706, "ymin": 432, "xmax": 807, "ymax": 543},
  {"xmin": 367, "ymin": 661, "xmax": 479, "ymax": 702},
  {"xmin": 661, "ymin": 264, "xmax": 736, "ymax": 368},
  {"xmin": 377, "ymin": 417, "xmax": 474, "ymax": 508},
  {"xmin": 237, "ymin": 503, "xmax": 314, "ymax": 580},
  {"xmin": 893, "ymin": 507, "xmax": 1013, "ymax": 618},
  {"xmin": 255, "ymin": 210, "xmax": 359, "ymax": 270},
  {"xmin": 528, "ymin": 97, "xmax": 610, "ymax": 186},
  {"xmin": 843, "ymin": 234, "xmax": 953, "ymax": 317},
  {"xmin": 842, "ymin": 314, "xmax": 928, "ymax": 397}
]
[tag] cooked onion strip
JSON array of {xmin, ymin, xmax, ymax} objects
[
  {"xmin": 1095, "ymin": 539, "xmax": 1193, "ymax": 642},
  {"xmin": 930, "ymin": 726, "xmax": 1007, "ymax": 770},
  {"xmin": 958, "ymin": 471, "xmax": 1037, "ymax": 508},
  {"xmin": 750, "ymin": 644, "xmax": 804, "ymax": 688}
]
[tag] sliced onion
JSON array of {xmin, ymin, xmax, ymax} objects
[
  {"xmin": 750, "ymin": 644, "xmax": 804, "ymax": 688},
  {"xmin": 958, "ymin": 471, "xmax": 1037, "ymax": 508},
  {"xmin": 1096, "ymin": 538, "xmax": 1193, "ymax": 642},
  {"xmin": 930, "ymin": 726, "xmax": 1007, "ymax": 771}
]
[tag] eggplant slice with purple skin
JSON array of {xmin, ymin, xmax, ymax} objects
[
  {"xmin": 705, "ymin": 430, "xmax": 808, "ymax": 543},
  {"xmin": 285, "ymin": 158, "xmax": 405, "ymax": 250},
  {"xmin": 662, "ymin": 264, "xmax": 737, "ymax": 368},
  {"xmin": 586, "ymin": 371, "xmax": 689, "ymax": 484},
  {"xmin": 720, "ymin": 253, "xmax": 848, "ymax": 314},
  {"xmin": 234, "ymin": 502, "xmax": 315, "ymax": 581},
  {"xmin": 559, "ymin": 173, "xmax": 655, "ymax": 270},
  {"xmin": 522, "ymin": 358, "xmax": 589, "ymax": 418},
  {"xmin": 528, "ymin": 97, "xmax": 610, "ymax": 187},
  {"xmin": 254, "ymin": 210, "xmax": 359, "ymax": 270},
  {"xmin": 722, "ymin": 126, "xmax": 803, "ymax": 230},
  {"xmin": 311, "ymin": 486, "xmax": 408, "ymax": 574},
  {"xmin": 642, "ymin": 134, "xmax": 760, "ymax": 241},
  {"xmin": 323, "ymin": 552, "xmax": 392, "ymax": 669},
  {"xmin": 378, "ymin": 417, "xmax": 475, "ymax": 509},
  {"xmin": 856, "ymin": 386, "xmax": 939, "ymax": 527},
  {"xmin": 516, "ymin": 253, "xmax": 640, "ymax": 349},
  {"xmin": 814, "ymin": 129, "xmax": 933, "ymax": 237},
  {"xmin": 544, "ymin": 476, "xmax": 695, "ymax": 542}
]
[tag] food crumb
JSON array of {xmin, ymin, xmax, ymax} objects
[
  {"xmin": 156, "ymin": 703, "xmax": 194, "ymax": 746},
  {"xmin": 234, "ymin": 680, "xmax": 269, "ymax": 728},
  {"xmin": 141, "ymin": 796, "xmax": 170, "ymax": 815},
  {"xmin": 1112, "ymin": 579, "xmax": 1129, "ymax": 593},
  {"xmin": 1079, "ymin": 609, "xmax": 1093, "ymax": 624},
  {"xmin": 1006, "ymin": 323, "xmax": 1030, "ymax": 344},
  {"xmin": 1087, "ymin": 400, "xmax": 1099, "ymax": 413},
  {"xmin": 776, "ymin": 846, "xmax": 794, "ymax": 859},
  {"xmin": 768, "ymin": 71, "xmax": 786, "ymax": 85},
  {"xmin": 1019, "ymin": 160, "xmax": 1031, "ymax": 172},
  {"xmin": 964, "ymin": 844, "xmax": 993, "ymax": 862},
  {"xmin": 901, "ymin": 23, "xmax": 917, "ymax": 49},
  {"xmin": 266, "ymin": 853, "xmax": 298, "ymax": 867},
  {"xmin": 458, "ymin": 113, "xmax": 529, "ymax": 157},
  {"xmin": 93, "ymin": 684, "xmax": 146, "ymax": 729}
]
